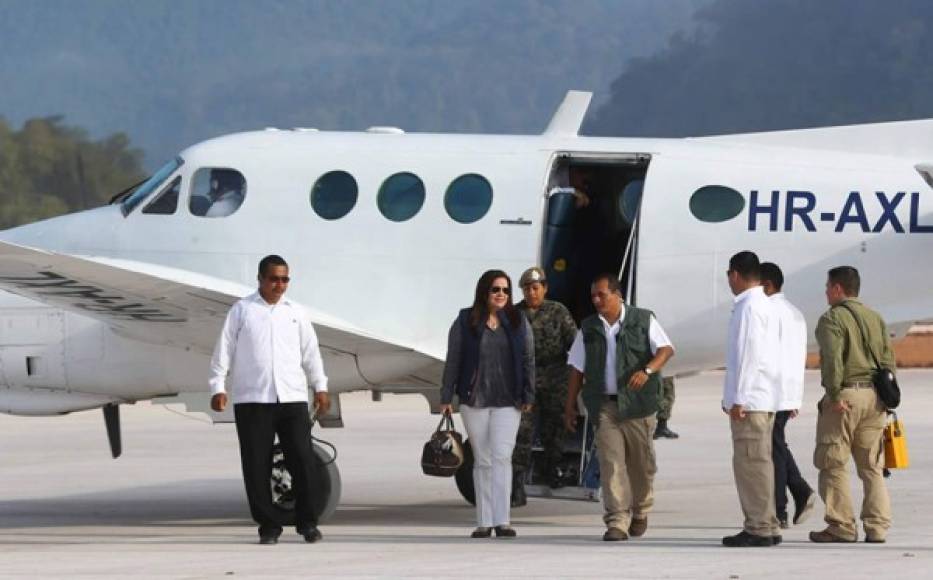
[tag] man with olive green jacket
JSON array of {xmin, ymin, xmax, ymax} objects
[{"xmin": 811, "ymin": 266, "xmax": 895, "ymax": 544}]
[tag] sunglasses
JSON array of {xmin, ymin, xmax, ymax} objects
[
  {"xmin": 264, "ymin": 275, "xmax": 291, "ymax": 283},
  {"xmin": 490, "ymin": 286, "xmax": 511, "ymax": 295}
]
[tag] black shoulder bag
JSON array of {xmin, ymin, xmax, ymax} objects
[{"xmin": 840, "ymin": 303, "xmax": 900, "ymax": 409}]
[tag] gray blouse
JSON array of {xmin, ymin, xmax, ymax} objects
[{"xmin": 441, "ymin": 315, "xmax": 535, "ymax": 408}]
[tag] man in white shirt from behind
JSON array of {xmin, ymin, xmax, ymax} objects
[
  {"xmin": 721, "ymin": 251, "xmax": 782, "ymax": 548},
  {"xmin": 209, "ymin": 254, "xmax": 329, "ymax": 545},
  {"xmin": 760, "ymin": 262, "xmax": 816, "ymax": 530}
]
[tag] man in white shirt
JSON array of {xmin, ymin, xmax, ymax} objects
[
  {"xmin": 563, "ymin": 274, "xmax": 674, "ymax": 541},
  {"xmin": 209, "ymin": 255, "xmax": 329, "ymax": 545},
  {"xmin": 722, "ymin": 251, "xmax": 782, "ymax": 548},
  {"xmin": 761, "ymin": 262, "xmax": 816, "ymax": 530}
]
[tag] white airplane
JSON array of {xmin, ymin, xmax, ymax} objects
[{"xmin": 1, "ymin": 91, "xmax": 931, "ymax": 516}]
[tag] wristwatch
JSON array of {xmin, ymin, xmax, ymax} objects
[{"xmin": 644, "ymin": 367, "xmax": 654, "ymax": 376}]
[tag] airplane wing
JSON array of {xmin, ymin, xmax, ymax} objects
[{"xmin": 0, "ymin": 240, "xmax": 439, "ymax": 368}]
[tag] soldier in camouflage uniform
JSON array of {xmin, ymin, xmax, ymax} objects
[
  {"xmin": 654, "ymin": 376, "xmax": 679, "ymax": 439},
  {"xmin": 512, "ymin": 267, "xmax": 578, "ymax": 505}
]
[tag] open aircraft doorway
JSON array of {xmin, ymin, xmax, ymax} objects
[{"xmin": 542, "ymin": 153, "xmax": 650, "ymax": 321}]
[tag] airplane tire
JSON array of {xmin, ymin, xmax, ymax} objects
[
  {"xmin": 454, "ymin": 439, "xmax": 476, "ymax": 505},
  {"xmin": 271, "ymin": 440, "xmax": 342, "ymax": 524}
]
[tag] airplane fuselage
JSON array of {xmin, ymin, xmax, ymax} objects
[{"xmin": 1, "ymin": 121, "xmax": 931, "ymax": 416}]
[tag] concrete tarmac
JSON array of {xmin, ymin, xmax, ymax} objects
[{"xmin": 1, "ymin": 370, "xmax": 930, "ymax": 578}]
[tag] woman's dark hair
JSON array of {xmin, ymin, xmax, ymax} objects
[{"xmin": 470, "ymin": 269, "xmax": 520, "ymax": 329}]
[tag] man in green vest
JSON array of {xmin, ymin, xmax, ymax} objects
[
  {"xmin": 810, "ymin": 266, "xmax": 894, "ymax": 544},
  {"xmin": 563, "ymin": 274, "xmax": 674, "ymax": 541}
]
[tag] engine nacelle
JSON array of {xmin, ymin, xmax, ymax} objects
[{"xmin": 0, "ymin": 300, "xmax": 209, "ymax": 415}]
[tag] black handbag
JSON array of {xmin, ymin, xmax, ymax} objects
[
  {"xmin": 841, "ymin": 303, "xmax": 901, "ymax": 409},
  {"xmin": 420, "ymin": 411, "xmax": 465, "ymax": 477}
]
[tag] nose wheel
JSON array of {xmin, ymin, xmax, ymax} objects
[
  {"xmin": 271, "ymin": 440, "xmax": 341, "ymax": 522},
  {"xmin": 454, "ymin": 439, "xmax": 476, "ymax": 505}
]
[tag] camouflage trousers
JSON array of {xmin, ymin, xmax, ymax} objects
[
  {"xmin": 513, "ymin": 365, "xmax": 570, "ymax": 474},
  {"xmin": 657, "ymin": 376, "xmax": 676, "ymax": 421}
]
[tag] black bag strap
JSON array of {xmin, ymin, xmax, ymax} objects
[
  {"xmin": 435, "ymin": 410, "xmax": 455, "ymax": 433},
  {"xmin": 839, "ymin": 302, "xmax": 883, "ymax": 371}
]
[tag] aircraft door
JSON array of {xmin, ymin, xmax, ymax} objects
[
  {"xmin": 617, "ymin": 178, "xmax": 644, "ymax": 304},
  {"xmin": 541, "ymin": 190, "xmax": 577, "ymax": 307}
]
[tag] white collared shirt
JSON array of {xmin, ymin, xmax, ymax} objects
[
  {"xmin": 567, "ymin": 305, "xmax": 673, "ymax": 394},
  {"xmin": 209, "ymin": 292, "xmax": 328, "ymax": 403},
  {"xmin": 723, "ymin": 286, "xmax": 780, "ymax": 411},
  {"xmin": 771, "ymin": 292, "xmax": 807, "ymax": 411}
]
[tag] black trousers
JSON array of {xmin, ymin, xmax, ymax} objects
[
  {"xmin": 234, "ymin": 402, "xmax": 318, "ymax": 536},
  {"xmin": 772, "ymin": 410, "xmax": 812, "ymax": 518}
]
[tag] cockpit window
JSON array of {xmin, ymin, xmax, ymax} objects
[
  {"xmin": 142, "ymin": 177, "xmax": 181, "ymax": 215},
  {"xmin": 189, "ymin": 168, "xmax": 247, "ymax": 217},
  {"xmin": 121, "ymin": 157, "xmax": 184, "ymax": 216}
]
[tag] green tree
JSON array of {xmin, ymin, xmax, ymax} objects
[{"xmin": 0, "ymin": 116, "xmax": 144, "ymax": 229}]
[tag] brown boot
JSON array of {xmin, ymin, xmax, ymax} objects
[
  {"xmin": 628, "ymin": 517, "xmax": 648, "ymax": 537},
  {"xmin": 809, "ymin": 528, "xmax": 856, "ymax": 543},
  {"xmin": 603, "ymin": 527, "xmax": 629, "ymax": 542}
]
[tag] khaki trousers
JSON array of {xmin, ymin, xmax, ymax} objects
[
  {"xmin": 731, "ymin": 411, "xmax": 779, "ymax": 537},
  {"xmin": 596, "ymin": 401, "xmax": 657, "ymax": 530},
  {"xmin": 814, "ymin": 388, "xmax": 891, "ymax": 540}
]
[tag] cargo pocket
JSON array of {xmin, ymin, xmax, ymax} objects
[
  {"xmin": 813, "ymin": 436, "xmax": 848, "ymax": 470},
  {"xmin": 853, "ymin": 426, "xmax": 884, "ymax": 470},
  {"xmin": 733, "ymin": 433, "xmax": 768, "ymax": 460}
]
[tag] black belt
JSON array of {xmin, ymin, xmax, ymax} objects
[{"xmin": 604, "ymin": 394, "xmax": 618, "ymax": 401}]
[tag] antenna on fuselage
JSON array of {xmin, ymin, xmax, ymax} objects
[{"xmin": 542, "ymin": 90, "xmax": 593, "ymax": 137}]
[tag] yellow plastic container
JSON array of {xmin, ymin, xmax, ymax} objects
[{"xmin": 883, "ymin": 413, "xmax": 909, "ymax": 469}]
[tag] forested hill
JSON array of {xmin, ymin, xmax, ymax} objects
[
  {"xmin": 585, "ymin": 0, "xmax": 933, "ymax": 137},
  {"xmin": 0, "ymin": 0, "xmax": 705, "ymax": 167},
  {"xmin": 0, "ymin": 117, "xmax": 144, "ymax": 229}
]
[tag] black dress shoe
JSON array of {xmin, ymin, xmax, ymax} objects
[
  {"xmin": 548, "ymin": 468, "xmax": 565, "ymax": 489},
  {"xmin": 494, "ymin": 525, "xmax": 517, "ymax": 538},
  {"xmin": 722, "ymin": 530, "xmax": 773, "ymax": 547},
  {"xmin": 301, "ymin": 527, "xmax": 323, "ymax": 543},
  {"xmin": 471, "ymin": 527, "xmax": 492, "ymax": 538},
  {"xmin": 772, "ymin": 535, "xmax": 783, "ymax": 545},
  {"xmin": 653, "ymin": 419, "xmax": 679, "ymax": 439},
  {"xmin": 258, "ymin": 534, "xmax": 279, "ymax": 545}
]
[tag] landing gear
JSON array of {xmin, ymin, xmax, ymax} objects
[
  {"xmin": 454, "ymin": 439, "xmax": 476, "ymax": 505},
  {"xmin": 271, "ymin": 440, "xmax": 341, "ymax": 523},
  {"xmin": 454, "ymin": 415, "xmax": 602, "ymax": 505},
  {"xmin": 451, "ymin": 439, "xmax": 533, "ymax": 507}
]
